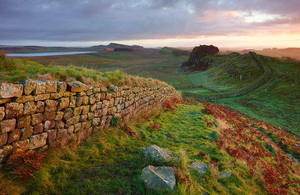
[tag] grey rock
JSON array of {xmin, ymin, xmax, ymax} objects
[
  {"xmin": 220, "ymin": 171, "xmax": 232, "ymax": 178},
  {"xmin": 191, "ymin": 162, "xmax": 210, "ymax": 176},
  {"xmin": 142, "ymin": 144, "xmax": 174, "ymax": 163},
  {"xmin": 140, "ymin": 165, "xmax": 176, "ymax": 191}
]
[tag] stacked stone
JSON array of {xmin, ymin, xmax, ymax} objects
[{"xmin": 0, "ymin": 80, "xmax": 180, "ymax": 165}]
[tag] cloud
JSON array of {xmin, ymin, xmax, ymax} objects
[{"xmin": 0, "ymin": 0, "xmax": 299, "ymax": 45}]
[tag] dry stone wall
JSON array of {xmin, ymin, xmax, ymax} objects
[{"xmin": 0, "ymin": 80, "xmax": 180, "ymax": 165}]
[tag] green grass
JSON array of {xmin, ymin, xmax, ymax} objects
[
  {"xmin": 0, "ymin": 51, "xmax": 170, "ymax": 88},
  {"xmin": 2, "ymin": 101, "xmax": 299, "ymax": 194},
  {"xmin": 15, "ymin": 48, "xmax": 191, "ymax": 88}
]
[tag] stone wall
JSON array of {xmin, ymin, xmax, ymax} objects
[{"xmin": 0, "ymin": 80, "xmax": 180, "ymax": 165}]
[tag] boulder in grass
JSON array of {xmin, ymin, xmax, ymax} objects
[
  {"xmin": 142, "ymin": 144, "xmax": 174, "ymax": 163},
  {"xmin": 191, "ymin": 162, "xmax": 210, "ymax": 176},
  {"xmin": 220, "ymin": 171, "xmax": 232, "ymax": 178},
  {"xmin": 140, "ymin": 165, "xmax": 176, "ymax": 191}
]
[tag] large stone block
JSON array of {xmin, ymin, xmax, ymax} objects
[
  {"xmin": 17, "ymin": 115, "xmax": 31, "ymax": 129},
  {"xmin": 15, "ymin": 95, "xmax": 34, "ymax": 103},
  {"xmin": 57, "ymin": 82, "xmax": 67, "ymax": 93},
  {"xmin": 47, "ymin": 130, "xmax": 57, "ymax": 144},
  {"xmin": 29, "ymin": 132, "xmax": 48, "ymax": 150},
  {"xmin": 12, "ymin": 139, "xmax": 29, "ymax": 150},
  {"xmin": 7, "ymin": 129, "xmax": 21, "ymax": 144},
  {"xmin": 0, "ymin": 107, "xmax": 4, "ymax": 121},
  {"xmin": 31, "ymin": 113, "xmax": 43, "ymax": 126},
  {"xmin": 58, "ymin": 97, "xmax": 69, "ymax": 111},
  {"xmin": 44, "ymin": 112, "xmax": 56, "ymax": 121},
  {"xmin": 22, "ymin": 79, "xmax": 37, "ymax": 95},
  {"xmin": 55, "ymin": 111, "xmax": 64, "ymax": 121},
  {"xmin": 23, "ymin": 101, "xmax": 36, "ymax": 115},
  {"xmin": 45, "ymin": 100, "xmax": 58, "ymax": 112},
  {"xmin": 55, "ymin": 120, "xmax": 65, "ymax": 129},
  {"xmin": 67, "ymin": 81, "xmax": 88, "ymax": 92},
  {"xmin": 50, "ymin": 92, "xmax": 63, "ymax": 99},
  {"xmin": 45, "ymin": 80, "xmax": 57, "ymax": 93},
  {"xmin": 80, "ymin": 114, "xmax": 88, "ymax": 122},
  {"xmin": 89, "ymin": 95, "xmax": 96, "ymax": 105},
  {"xmin": 0, "ymin": 133, "xmax": 8, "ymax": 147},
  {"xmin": 5, "ymin": 102, "xmax": 23, "ymax": 119},
  {"xmin": 33, "ymin": 80, "xmax": 46, "ymax": 95},
  {"xmin": 20, "ymin": 126, "xmax": 33, "ymax": 140},
  {"xmin": 0, "ymin": 118, "xmax": 16, "ymax": 133},
  {"xmin": 82, "ymin": 105, "xmax": 90, "ymax": 115},
  {"xmin": 34, "ymin": 94, "xmax": 50, "ymax": 101},
  {"xmin": 140, "ymin": 165, "xmax": 176, "ymax": 191},
  {"xmin": 0, "ymin": 145, "xmax": 13, "ymax": 163},
  {"xmin": 69, "ymin": 96, "xmax": 76, "ymax": 108},
  {"xmin": 33, "ymin": 123, "xmax": 44, "ymax": 135},
  {"xmin": 73, "ymin": 107, "xmax": 83, "ymax": 116},
  {"xmin": 0, "ymin": 83, "xmax": 23, "ymax": 98},
  {"xmin": 36, "ymin": 101, "xmax": 45, "ymax": 113},
  {"xmin": 44, "ymin": 120, "xmax": 56, "ymax": 130},
  {"xmin": 63, "ymin": 108, "xmax": 73, "ymax": 120},
  {"xmin": 142, "ymin": 145, "xmax": 174, "ymax": 163}
]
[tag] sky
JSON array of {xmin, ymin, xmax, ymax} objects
[{"xmin": 0, "ymin": 0, "xmax": 300, "ymax": 48}]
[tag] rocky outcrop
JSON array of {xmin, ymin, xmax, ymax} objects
[
  {"xmin": 180, "ymin": 45, "xmax": 219, "ymax": 72},
  {"xmin": 142, "ymin": 144, "xmax": 174, "ymax": 163},
  {"xmin": 140, "ymin": 165, "xmax": 176, "ymax": 191}
]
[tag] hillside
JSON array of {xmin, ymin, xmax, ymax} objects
[
  {"xmin": 180, "ymin": 52, "xmax": 300, "ymax": 135},
  {"xmin": 1, "ymin": 99, "xmax": 299, "ymax": 194}
]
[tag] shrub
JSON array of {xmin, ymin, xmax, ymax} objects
[
  {"xmin": 110, "ymin": 115, "xmax": 119, "ymax": 127},
  {"xmin": 6, "ymin": 148, "xmax": 45, "ymax": 181}
]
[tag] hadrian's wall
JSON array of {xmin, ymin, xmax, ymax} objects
[{"xmin": 0, "ymin": 80, "xmax": 180, "ymax": 166}]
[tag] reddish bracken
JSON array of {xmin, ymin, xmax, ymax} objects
[
  {"xmin": 168, "ymin": 134, "xmax": 175, "ymax": 140},
  {"xmin": 197, "ymin": 152, "xmax": 207, "ymax": 157},
  {"xmin": 123, "ymin": 125, "xmax": 140, "ymax": 140},
  {"xmin": 204, "ymin": 120, "xmax": 214, "ymax": 127},
  {"xmin": 151, "ymin": 123, "xmax": 161, "ymax": 130},
  {"xmin": 173, "ymin": 167, "xmax": 191, "ymax": 184},
  {"xmin": 7, "ymin": 148, "xmax": 45, "ymax": 181},
  {"xmin": 202, "ymin": 102, "xmax": 300, "ymax": 194},
  {"xmin": 162, "ymin": 97, "xmax": 181, "ymax": 112}
]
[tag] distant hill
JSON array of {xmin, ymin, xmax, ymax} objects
[{"xmin": 0, "ymin": 43, "xmax": 144, "ymax": 54}]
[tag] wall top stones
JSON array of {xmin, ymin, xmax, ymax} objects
[{"xmin": 0, "ymin": 79, "xmax": 175, "ymax": 100}]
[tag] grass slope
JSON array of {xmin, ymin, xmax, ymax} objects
[
  {"xmin": 1, "ymin": 100, "xmax": 299, "ymax": 194},
  {"xmin": 181, "ymin": 53, "xmax": 300, "ymax": 135}
]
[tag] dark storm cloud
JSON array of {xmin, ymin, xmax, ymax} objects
[{"xmin": 0, "ymin": 0, "xmax": 299, "ymax": 43}]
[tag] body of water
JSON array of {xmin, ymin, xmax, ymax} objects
[{"xmin": 6, "ymin": 51, "xmax": 96, "ymax": 57}]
